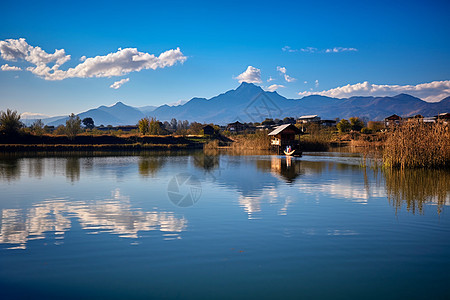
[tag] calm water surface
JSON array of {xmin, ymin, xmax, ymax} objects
[{"xmin": 0, "ymin": 151, "xmax": 449, "ymax": 299}]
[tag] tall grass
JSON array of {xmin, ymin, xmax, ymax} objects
[
  {"xmin": 383, "ymin": 121, "xmax": 449, "ymax": 169},
  {"xmin": 299, "ymin": 132, "xmax": 331, "ymax": 151},
  {"xmin": 230, "ymin": 131, "xmax": 272, "ymax": 150}
]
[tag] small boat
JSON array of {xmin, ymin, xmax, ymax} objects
[
  {"xmin": 283, "ymin": 149, "xmax": 302, "ymax": 157},
  {"xmin": 283, "ymin": 149, "xmax": 296, "ymax": 156}
]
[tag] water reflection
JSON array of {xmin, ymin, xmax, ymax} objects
[
  {"xmin": 0, "ymin": 157, "xmax": 21, "ymax": 181},
  {"xmin": 65, "ymin": 157, "xmax": 80, "ymax": 182},
  {"xmin": 0, "ymin": 152, "xmax": 448, "ymax": 220},
  {"xmin": 138, "ymin": 156, "xmax": 166, "ymax": 177},
  {"xmin": 256, "ymin": 156, "xmax": 303, "ymax": 183},
  {"xmin": 384, "ymin": 168, "xmax": 450, "ymax": 214},
  {"xmin": 0, "ymin": 189, "xmax": 187, "ymax": 249},
  {"xmin": 192, "ymin": 154, "xmax": 220, "ymax": 180}
]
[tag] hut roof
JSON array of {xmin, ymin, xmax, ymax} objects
[
  {"xmin": 227, "ymin": 121, "xmax": 244, "ymax": 126},
  {"xmin": 268, "ymin": 124, "xmax": 301, "ymax": 135},
  {"xmin": 385, "ymin": 114, "xmax": 402, "ymax": 120},
  {"xmin": 298, "ymin": 115, "xmax": 318, "ymax": 119}
]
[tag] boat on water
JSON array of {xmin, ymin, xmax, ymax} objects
[{"xmin": 283, "ymin": 149, "xmax": 302, "ymax": 157}]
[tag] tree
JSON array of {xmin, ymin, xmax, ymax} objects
[
  {"xmin": 54, "ymin": 125, "xmax": 66, "ymax": 135},
  {"xmin": 349, "ymin": 117, "xmax": 364, "ymax": 132},
  {"xmin": 262, "ymin": 118, "xmax": 275, "ymax": 125},
  {"xmin": 65, "ymin": 113, "xmax": 82, "ymax": 139},
  {"xmin": 0, "ymin": 109, "xmax": 22, "ymax": 135},
  {"xmin": 149, "ymin": 117, "xmax": 164, "ymax": 135},
  {"xmin": 283, "ymin": 117, "xmax": 295, "ymax": 124},
  {"xmin": 361, "ymin": 127, "xmax": 372, "ymax": 134},
  {"xmin": 138, "ymin": 117, "xmax": 150, "ymax": 135},
  {"xmin": 176, "ymin": 120, "xmax": 189, "ymax": 135},
  {"xmin": 367, "ymin": 121, "xmax": 384, "ymax": 132},
  {"xmin": 337, "ymin": 119, "xmax": 351, "ymax": 133},
  {"xmin": 82, "ymin": 117, "xmax": 95, "ymax": 129},
  {"xmin": 188, "ymin": 122, "xmax": 204, "ymax": 135},
  {"xmin": 170, "ymin": 118, "xmax": 178, "ymax": 131},
  {"xmin": 139, "ymin": 117, "xmax": 166, "ymax": 135},
  {"xmin": 31, "ymin": 119, "xmax": 45, "ymax": 136}
]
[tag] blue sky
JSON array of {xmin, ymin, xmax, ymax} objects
[{"xmin": 0, "ymin": 0, "xmax": 449, "ymax": 117}]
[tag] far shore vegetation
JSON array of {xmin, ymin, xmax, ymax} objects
[{"xmin": 0, "ymin": 109, "xmax": 448, "ymax": 169}]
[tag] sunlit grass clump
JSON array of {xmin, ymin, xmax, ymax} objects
[{"xmin": 383, "ymin": 121, "xmax": 449, "ymax": 169}]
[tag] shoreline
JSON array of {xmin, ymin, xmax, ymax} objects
[{"xmin": 0, "ymin": 143, "xmax": 202, "ymax": 152}]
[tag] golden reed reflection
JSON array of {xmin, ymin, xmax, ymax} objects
[
  {"xmin": 138, "ymin": 156, "xmax": 166, "ymax": 177},
  {"xmin": 0, "ymin": 189, "xmax": 187, "ymax": 249},
  {"xmin": 384, "ymin": 168, "xmax": 450, "ymax": 214}
]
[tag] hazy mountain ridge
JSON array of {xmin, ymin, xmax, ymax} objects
[{"xmin": 38, "ymin": 83, "xmax": 449, "ymax": 126}]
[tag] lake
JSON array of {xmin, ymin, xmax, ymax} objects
[{"xmin": 0, "ymin": 151, "xmax": 449, "ymax": 299}]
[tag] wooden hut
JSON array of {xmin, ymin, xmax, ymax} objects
[
  {"xmin": 268, "ymin": 124, "xmax": 302, "ymax": 154},
  {"xmin": 202, "ymin": 125, "xmax": 215, "ymax": 136},
  {"xmin": 384, "ymin": 114, "xmax": 402, "ymax": 127},
  {"xmin": 226, "ymin": 121, "xmax": 246, "ymax": 133}
]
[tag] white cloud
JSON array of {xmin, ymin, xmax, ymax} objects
[
  {"xmin": 1, "ymin": 64, "xmax": 22, "ymax": 71},
  {"xmin": 0, "ymin": 38, "xmax": 70, "ymax": 73},
  {"xmin": 276, "ymin": 66, "xmax": 286, "ymax": 73},
  {"xmin": 266, "ymin": 84, "xmax": 285, "ymax": 92},
  {"xmin": 277, "ymin": 66, "xmax": 296, "ymax": 82},
  {"xmin": 21, "ymin": 112, "xmax": 50, "ymax": 119},
  {"xmin": 235, "ymin": 66, "xmax": 262, "ymax": 84},
  {"xmin": 80, "ymin": 55, "xmax": 86, "ymax": 62},
  {"xmin": 0, "ymin": 38, "xmax": 187, "ymax": 81},
  {"xmin": 284, "ymin": 74, "xmax": 296, "ymax": 83},
  {"xmin": 110, "ymin": 78, "xmax": 130, "ymax": 89},
  {"xmin": 300, "ymin": 47, "xmax": 318, "ymax": 53},
  {"xmin": 282, "ymin": 46, "xmax": 298, "ymax": 53},
  {"xmin": 315, "ymin": 79, "xmax": 319, "ymax": 87},
  {"xmin": 282, "ymin": 46, "xmax": 357, "ymax": 54},
  {"xmin": 325, "ymin": 47, "xmax": 358, "ymax": 53},
  {"xmin": 304, "ymin": 81, "xmax": 308, "ymax": 84},
  {"xmin": 267, "ymin": 76, "xmax": 275, "ymax": 82},
  {"xmin": 298, "ymin": 80, "xmax": 450, "ymax": 102}
]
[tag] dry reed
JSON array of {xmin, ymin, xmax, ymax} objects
[
  {"xmin": 383, "ymin": 121, "xmax": 449, "ymax": 168},
  {"xmin": 230, "ymin": 132, "xmax": 272, "ymax": 150}
]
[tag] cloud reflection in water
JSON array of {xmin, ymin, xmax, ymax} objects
[{"xmin": 0, "ymin": 188, "xmax": 187, "ymax": 249}]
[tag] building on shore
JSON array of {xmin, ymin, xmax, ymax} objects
[
  {"xmin": 296, "ymin": 115, "xmax": 321, "ymax": 124},
  {"xmin": 320, "ymin": 119, "xmax": 337, "ymax": 127},
  {"xmin": 226, "ymin": 121, "xmax": 246, "ymax": 133},
  {"xmin": 384, "ymin": 114, "xmax": 403, "ymax": 127},
  {"xmin": 268, "ymin": 124, "xmax": 302, "ymax": 154},
  {"xmin": 202, "ymin": 125, "xmax": 215, "ymax": 136}
]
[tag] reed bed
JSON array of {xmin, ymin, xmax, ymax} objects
[
  {"xmin": 230, "ymin": 132, "xmax": 272, "ymax": 150},
  {"xmin": 383, "ymin": 121, "xmax": 449, "ymax": 169},
  {"xmin": 203, "ymin": 140, "xmax": 220, "ymax": 150},
  {"xmin": 299, "ymin": 134, "xmax": 331, "ymax": 151}
]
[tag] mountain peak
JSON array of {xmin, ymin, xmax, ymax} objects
[
  {"xmin": 393, "ymin": 93, "xmax": 422, "ymax": 102},
  {"xmin": 236, "ymin": 82, "xmax": 262, "ymax": 91},
  {"xmin": 113, "ymin": 101, "xmax": 127, "ymax": 107}
]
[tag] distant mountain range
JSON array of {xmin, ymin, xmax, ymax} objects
[{"xmin": 27, "ymin": 82, "xmax": 450, "ymax": 126}]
